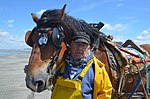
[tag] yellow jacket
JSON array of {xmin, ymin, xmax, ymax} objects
[
  {"xmin": 55, "ymin": 57, "xmax": 112, "ymax": 99},
  {"xmin": 93, "ymin": 57, "xmax": 112, "ymax": 99}
]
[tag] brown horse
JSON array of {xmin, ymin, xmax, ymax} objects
[{"xmin": 24, "ymin": 4, "xmax": 150, "ymax": 98}]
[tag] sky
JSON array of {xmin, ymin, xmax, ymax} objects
[{"xmin": 0, "ymin": 0, "xmax": 150, "ymax": 49}]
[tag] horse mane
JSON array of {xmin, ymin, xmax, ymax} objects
[{"xmin": 38, "ymin": 9, "xmax": 104, "ymax": 45}]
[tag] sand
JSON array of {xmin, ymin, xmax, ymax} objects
[{"xmin": 0, "ymin": 51, "xmax": 51, "ymax": 99}]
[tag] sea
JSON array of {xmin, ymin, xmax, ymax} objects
[{"xmin": 0, "ymin": 49, "xmax": 31, "ymax": 56}]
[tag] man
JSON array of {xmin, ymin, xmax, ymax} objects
[{"xmin": 51, "ymin": 32, "xmax": 112, "ymax": 99}]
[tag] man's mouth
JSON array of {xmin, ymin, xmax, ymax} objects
[{"xmin": 76, "ymin": 51, "xmax": 82, "ymax": 55}]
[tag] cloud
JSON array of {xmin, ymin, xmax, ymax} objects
[
  {"xmin": 113, "ymin": 35, "xmax": 125, "ymax": 43},
  {"xmin": 7, "ymin": 19, "xmax": 14, "ymax": 23},
  {"xmin": 0, "ymin": 29, "xmax": 26, "ymax": 49},
  {"xmin": 37, "ymin": 9, "xmax": 46, "ymax": 15},
  {"xmin": 103, "ymin": 23, "xmax": 125, "ymax": 31},
  {"xmin": 137, "ymin": 36, "xmax": 143, "ymax": 40},
  {"xmin": 117, "ymin": 16, "xmax": 135, "ymax": 20},
  {"xmin": 102, "ymin": 27, "xmax": 150, "ymax": 45},
  {"xmin": 103, "ymin": 24, "xmax": 113, "ymax": 30},
  {"xmin": 9, "ymin": 35, "xmax": 24, "ymax": 42},
  {"xmin": 6, "ymin": 19, "xmax": 14, "ymax": 28},
  {"xmin": 135, "ymin": 28, "xmax": 150, "ymax": 44},
  {"xmin": 116, "ymin": 3, "xmax": 123, "ymax": 7},
  {"xmin": 80, "ymin": 3, "xmax": 101, "ymax": 11},
  {"xmin": 0, "ymin": 29, "xmax": 23, "ymax": 42},
  {"xmin": 101, "ymin": 23, "xmax": 150, "ymax": 45},
  {"xmin": 137, "ymin": 29, "xmax": 150, "ymax": 40},
  {"xmin": 0, "ymin": 29, "xmax": 9, "ymax": 37},
  {"xmin": 71, "ymin": 0, "xmax": 124, "ymax": 14},
  {"xmin": 83, "ymin": 0, "xmax": 87, "ymax": 3},
  {"xmin": 8, "ymin": 24, "xmax": 13, "ymax": 28},
  {"xmin": 71, "ymin": 1, "xmax": 106, "ymax": 13},
  {"xmin": 137, "ymin": 7, "xmax": 150, "ymax": 12}
]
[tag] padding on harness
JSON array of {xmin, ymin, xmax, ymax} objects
[
  {"xmin": 105, "ymin": 42, "xmax": 147, "ymax": 74},
  {"xmin": 105, "ymin": 43, "xmax": 127, "ymax": 68}
]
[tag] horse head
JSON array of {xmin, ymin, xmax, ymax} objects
[{"xmin": 24, "ymin": 4, "xmax": 68, "ymax": 92}]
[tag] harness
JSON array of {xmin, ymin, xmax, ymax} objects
[
  {"xmin": 51, "ymin": 59, "xmax": 94, "ymax": 99},
  {"xmin": 34, "ymin": 24, "xmax": 70, "ymax": 88},
  {"xmin": 105, "ymin": 40, "xmax": 150, "ymax": 98}
]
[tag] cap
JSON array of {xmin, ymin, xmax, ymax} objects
[{"xmin": 72, "ymin": 32, "xmax": 91, "ymax": 44}]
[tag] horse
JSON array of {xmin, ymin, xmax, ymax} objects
[{"xmin": 24, "ymin": 4, "xmax": 150, "ymax": 98}]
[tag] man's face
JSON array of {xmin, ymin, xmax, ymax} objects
[{"xmin": 71, "ymin": 42, "xmax": 91, "ymax": 60}]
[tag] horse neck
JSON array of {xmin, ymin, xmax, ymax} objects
[
  {"xmin": 94, "ymin": 39, "xmax": 120, "ymax": 90},
  {"xmin": 56, "ymin": 41, "xmax": 68, "ymax": 69},
  {"xmin": 55, "ymin": 29, "xmax": 73, "ymax": 70},
  {"xmin": 63, "ymin": 31, "xmax": 73, "ymax": 45}
]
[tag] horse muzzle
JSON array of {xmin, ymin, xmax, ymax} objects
[{"xmin": 25, "ymin": 67, "xmax": 51, "ymax": 92}]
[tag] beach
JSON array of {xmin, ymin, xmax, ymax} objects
[{"xmin": 0, "ymin": 50, "xmax": 50, "ymax": 99}]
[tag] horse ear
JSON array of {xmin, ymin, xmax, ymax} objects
[
  {"xmin": 25, "ymin": 30, "xmax": 33, "ymax": 47},
  {"xmin": 59, "ymin": 4, "xmax": 66, "ymax": 20},
  {"xmin": 31, "ymin": 13, "xmax": 39, "ymax": 23}
]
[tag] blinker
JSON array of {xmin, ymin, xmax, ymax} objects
[{"xmin": 38, "ymin": 33, "xmax": 48, "ymax": 46}]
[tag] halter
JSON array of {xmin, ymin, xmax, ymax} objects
[
  {"xmin": 36, "ymin": 24, "xmax": 70, "ymax": 88},
  {"xmin": 38, "ymin": 26, "xmax": 65, "ymax": 69}
]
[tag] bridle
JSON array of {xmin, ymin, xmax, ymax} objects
[{"xmin": 33, "ymin": 24, "xmax": 69, "ymax": 88}]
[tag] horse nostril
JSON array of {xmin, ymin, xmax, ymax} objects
[{"xmin": 36, "ymin": 80, "xmax": 44, "ymax": 87}]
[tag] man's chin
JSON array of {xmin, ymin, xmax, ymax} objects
[{"xmin": 75, "ymin": 55, "xmax": 83, "ymax": 60}]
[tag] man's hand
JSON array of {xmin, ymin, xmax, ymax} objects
[{"xmin": 24, "ymin": 65, "xmax": 30, "ymax": 74}]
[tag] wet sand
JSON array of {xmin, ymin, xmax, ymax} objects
[{"xmin": 0, "ymin": 51, "xmax": 51, "ymax": 99}]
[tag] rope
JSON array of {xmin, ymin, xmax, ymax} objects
[
  {"xmin": 128, "ymin": 78, "xmax": 142, "ymax": 99},
  {"xmin": 128, "ymin": 62, "xmax": 148, "ymax": 99},
  {"xmin": 118, "ymin": 72, "xmax": 126, "ymax": 98}
]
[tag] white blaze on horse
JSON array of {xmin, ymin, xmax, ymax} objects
[{"xmin": 24, "ymin": 4, "xmax": 150, "ymax": 98}]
